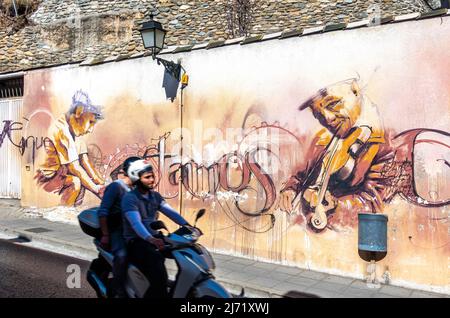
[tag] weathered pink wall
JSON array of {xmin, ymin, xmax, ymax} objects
[{"xmin": 12, "ymin": 17, "xmax": 450, "ymax": 292}]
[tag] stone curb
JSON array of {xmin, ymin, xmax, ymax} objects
[{"xmin": 0, "ymin": 225, "xmax": 98, "ymax": 259}]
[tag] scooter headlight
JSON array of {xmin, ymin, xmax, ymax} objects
[
  {"xmin": 183, "ymin": 234, "xmax": 196, "ymax": 241},
  {"xmin": 182, "ymin": 227, "xmax": 201, "ymax": 241}
]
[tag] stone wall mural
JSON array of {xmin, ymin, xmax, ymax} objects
[{"xmin": 16, "ymin": 17, "xmax": 449, "ymax": 292}]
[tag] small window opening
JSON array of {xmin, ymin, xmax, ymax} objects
[{"xmin": 0, "ymin": 77, "xmax": 24, "ymax": 98}]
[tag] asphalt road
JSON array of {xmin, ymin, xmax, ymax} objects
[
  {"xmin": 0, "ymin": 238, "xmax": 95, "ymax": 298},
  {"xmin": 0, "ymin": 237, "xmax": 317, "ymax": 299}
]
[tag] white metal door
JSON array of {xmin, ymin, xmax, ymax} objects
[{"xmin": 0, "ymin": 98, "xmax": 23, "ymax": 198}]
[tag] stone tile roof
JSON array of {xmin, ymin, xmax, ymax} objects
[{"xmin": 0, "ymin": 0, "xmax": 436, "ymax": 74}]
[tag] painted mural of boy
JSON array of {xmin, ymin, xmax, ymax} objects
[
  {"xmin": 280, "ymin": 79, "xmax": 392, "ymax": 230},
  {"xmin": 35, "ymin": 90, "xmax": 105, "ymax": 206}
]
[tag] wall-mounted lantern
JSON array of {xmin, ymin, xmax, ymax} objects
[{"xmin": 139, "ymin": 14, "xmax": 166, "ymax": 58}]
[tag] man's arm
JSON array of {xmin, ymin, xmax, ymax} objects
[
  {"xmin": 299, "ymin": 144, "xmax": 383, "ymax": 214},
  {"xmin": 349, "ymin": 144, "xmax": 380, "ymax": 187},
  {"xmin": 97, "ymin": 183, "xmax": 120, "ymax": 237},
  {"xmin": 279, "ymin": 142, "xmax": 323, "ymax": 213},
  {"xmin": 80, "ymin": 153, "xmax": 104, "ymax": 185},
  {"xmin": 124, "ymin": 212, "xmax": 165, "ymax": 250},
  {"xmin": 159, "ymin": 201, "xmax": 189, "ymax": 226},
  {"xmin": 66, "ymin": 160, "xmax": 102, "ymax": 194},
  {"xmin": 122, "ymin": 195, "xmax": 165, "ymax": 249},
  {"xmin": 328, "ymin": 144, "xmax": 385, "ymax": 213},
  {"xmin": 124, "ymin": 211, "xmax": 153, "ymax": 241}
]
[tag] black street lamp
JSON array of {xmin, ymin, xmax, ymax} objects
[
  {"xmin": 139, "ymin": 14, "xmax": 166, "ymax": 58},
  {"xmin": 139, "ymin": 14, "xmax": 188, "ymax": 99},
  {"xmin": 139, "ymin": 14, "xmax": 188, "ymax": 214}
]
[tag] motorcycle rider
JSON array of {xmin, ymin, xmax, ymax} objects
[
  {"xmin": 121, "ymin": 159, "xmax": 191, "ymax": 298},
  {"xmin": 97, "ymin": 156, "xmax": 141, "ymax": 298}
]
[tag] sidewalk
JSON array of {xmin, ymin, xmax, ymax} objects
[{"xmin": 0, "ymin": 205, "xmax": 447, "ymax": 298}]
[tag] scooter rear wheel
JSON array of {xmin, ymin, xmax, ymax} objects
[{"xmin": 87, "ymin": 256, "xmax": 112, "ymax": 298}]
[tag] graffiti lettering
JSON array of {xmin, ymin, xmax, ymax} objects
[
  {"xmin": 0, "ymin": 120, "xmax": 21, "ymax": 148},
  {"xmin": 0, "ymin": 119, "xmax": 51, "ymax": 164},
  {"xmin": 384, "ymin": 128, "xmax": 450, "ymax": 207},
  {"xmin": 93, "ymin": 135, "xmax": 277, "ymax": 231}
]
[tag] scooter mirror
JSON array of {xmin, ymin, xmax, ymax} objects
[
  {"xmin": 194, "ymin": 209, "xmax": 206, "ymax": 227},
  {"xmin": 150, "ymin": 220, "xmax": 168, "ymax": 231}
]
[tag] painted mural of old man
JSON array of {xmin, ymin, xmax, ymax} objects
[
  {"xmin": 35, "ymin": 90, "xmax": 105, "ymax": 206},
  {"xmin": 281, "ymin": 78, "xmax": 392, "ymax": 231}
]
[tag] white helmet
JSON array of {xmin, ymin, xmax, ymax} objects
[{"xmin": 127, "ymin": 159, "xmax": 153, "ymax": 183}]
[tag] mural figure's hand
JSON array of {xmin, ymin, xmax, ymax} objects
[
  {"xmin": 324, "ymin": 190, "xmax": 337, "ymax": 210},
  {"xmin": 93, "ymin": 176, "xmax": 105, "ymax": 185},
  {"xmin": 303, "ymin": 186, "xmax": 320, "ymax": 207},
  {"xmin": 304, "ymin": 187, "xmax": 337, "ymax": 231},
  {"xmin": 303, "ymin": 187, "xmax": 337, "ymax": 210},
  {"xmin": 280, "ymin": 189, "xmax": 296, "ymax": 213},
  {"xmin": 96, "ymin": 185, "xmax": 106, "ymax": 198}
]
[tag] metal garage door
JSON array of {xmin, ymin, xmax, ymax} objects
[{"xmin": 0, "ymin": 98, "xmax": 23, "ymax": 198}]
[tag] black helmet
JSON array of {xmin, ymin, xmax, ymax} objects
[{"xmin": 122, "ymin": 156, "xmax": 141, "ymax": 176}]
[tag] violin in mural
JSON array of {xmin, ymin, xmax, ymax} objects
[{"xmin": 305, "ymin": 125, "xmax": 374, "ymax": 230}]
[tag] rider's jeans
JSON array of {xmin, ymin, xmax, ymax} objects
[
  {"xmin": 110, "ymin": 229, "xmax": 127, "ymax": 296},
  {"xmin": 127, "ymin": 238, "xmax": 169, "ymax": 298}
]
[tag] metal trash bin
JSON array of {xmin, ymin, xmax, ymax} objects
[{"xmin": 358, "ymin": 213, "xmax": 388, "ymax": 262}]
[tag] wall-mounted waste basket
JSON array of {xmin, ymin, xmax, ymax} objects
[{"xmin": 358, "ymin": 213, "xmax": 388, "ymax": 262}]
